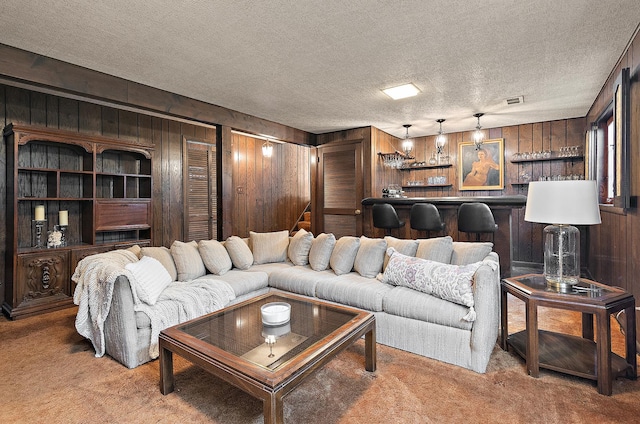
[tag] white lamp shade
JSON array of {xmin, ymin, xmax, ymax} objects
[{"xmin": 525, "ymin": 180, "xmax": 601, "ymax": 225}]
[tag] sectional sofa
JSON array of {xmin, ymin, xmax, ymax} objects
[{"xmin": 72, "ymin": 229, "xmax": 501, "ymax": 373}]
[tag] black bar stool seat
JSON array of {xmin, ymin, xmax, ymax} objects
[
  {"xmin": 410, "ymin": 203, "xmax": 445, "ymax": 237},
  {"xmin": 372, "ymin": 203, "xmax": 405, "ymax": 235},
  {"xmin": 457, "ymin": 202, "xmax": 498, "ymax": 241}
]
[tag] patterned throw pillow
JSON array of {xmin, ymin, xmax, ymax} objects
[{"xmin": 380, "ymin": 247, "xmax": 488, "ymax": 322}]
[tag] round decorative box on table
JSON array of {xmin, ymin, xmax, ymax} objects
[{"xmin": 261, "ymin": 302, "xmax": 291, "ymax": 326}]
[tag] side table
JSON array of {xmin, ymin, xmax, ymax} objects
[{"xmin": 501, "ymin": 274, "xmax": 637, "ymax": 395}]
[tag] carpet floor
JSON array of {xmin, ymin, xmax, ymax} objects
[{"xmin": 1, "ymin": 296, "xmax": 639, "ymax": 423}]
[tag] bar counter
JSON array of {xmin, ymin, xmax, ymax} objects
[{"xmin": 361, "ymin": 195, "xmax": 527, "ymax": 277}]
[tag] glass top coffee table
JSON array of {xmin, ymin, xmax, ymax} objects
[{"xmin": 159, "ymin": 290, "xmax": 376, "ymax": 423}]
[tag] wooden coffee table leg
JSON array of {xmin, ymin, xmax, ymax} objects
[
  {"xmin": 365, "ymin": 325, "xmax": 377, "ymax": 372},
  {"xmin": 264, "ymin": 392, "xmax": 284, "ymax": 424},
  {"xmin": 159, "ymin": 342, "xmax": 174, "ymax": 395}
]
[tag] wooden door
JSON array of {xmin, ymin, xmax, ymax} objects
[
  {"xmin": 184, "ymin": 139, "xmax": 218, "ymax": 241},
  {"xmin": 317, "ymin": 141, "xmax": 363, "ymax": 238}
]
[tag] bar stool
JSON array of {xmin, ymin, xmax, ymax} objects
[
  {"xmin": 372, "ymin": 203, "xmax": 405, "ymax": 236},
  {"xmin": 410, "ymin": 203, "xmax": 445, "ymax": 237},
  {"xmin": 457, "ymin": 202, "xmax": 498, "ymax": 241}
]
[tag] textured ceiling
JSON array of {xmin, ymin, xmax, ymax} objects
[{"xmin": 1, "ymin": 1, "xmax": 639, "ymax": 139}]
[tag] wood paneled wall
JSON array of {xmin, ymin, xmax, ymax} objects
[
  {"xmin": 227, "ymin": 133, "xmax": 311, "ymax": 237},
  {"xmin": 585, "ymin": 27, "xmax": 640, "ymax": 301},
  {"xmin": 367, "ymin": 118, "xmax": 587, "ymax": 266},
  {"xmin": 0, "ymin": 84, "xmax": 312, "ymax": 307}
]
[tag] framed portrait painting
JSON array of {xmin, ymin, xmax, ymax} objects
[{"xmin": 458, "ymin": 138, "xmax": 504, "ymax": 190}]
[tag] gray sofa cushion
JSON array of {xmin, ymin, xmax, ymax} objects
[
  {"xmin": 195, "ymin": 270, "xmax": 269, "ymax": 298},
  {"xmin": 416, "ymin": 236, "xmax": 453, "ymax": 263},
  {"xmin": 383, "ymin": 286, "xmax": 473, "ymax": 331},
  {"xmin": 354, "ymin": 236, "xmax": 387, "ymax": 278},
  {"xmin": 315, "ymin": 273, "xmax": 394, "ymax": 311},
  {"xmin": 268, "ymin": 266, "xmax": 337, "ymax": 297},
  {"xmin": 171, "ymin": 240, "xmax": 206, "ymax": 281},
  {"xmin": 451, "ymin": 242, "xmax": 493, "ymax": 265},
  {"xmin": 309, "ymin": 233, "xmax": 336, "ymax": 271},
  {"xmin": 140, "ymin": 246, "xmax": 178, "ymax": 281},
  {"xmin": 329, "ymin": 236, "xmax": 360, "ymax": 275}
]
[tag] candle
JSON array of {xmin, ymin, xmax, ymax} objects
[
  {"xmin": 35, "ymin": 205, "xmax": 45, "ymax": 221},
  {"xmin": 59, "ymin": 210, "xmax": 68, "ymax": 226}
]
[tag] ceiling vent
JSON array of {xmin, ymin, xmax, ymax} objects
[{"xmin": 506, "ymin": 96, "xmax": 524, "ymax": 105}]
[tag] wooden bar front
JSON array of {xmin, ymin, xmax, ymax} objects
[{"xmin": 361, "ymin": 196, "xmax": 527, "ymax": 277}]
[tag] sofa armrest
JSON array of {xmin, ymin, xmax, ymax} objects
[
  {"xmin": 103, "ymin": 275, "xmax": 142, "ymax": 369},
  {"xmin": 469, "ymin": 253, "xmax": 501, "ymax": 373}
]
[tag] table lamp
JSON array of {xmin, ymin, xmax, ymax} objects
[{"xmin": 524, "ymin": 180, "xmax": 601, "ymax": 289}]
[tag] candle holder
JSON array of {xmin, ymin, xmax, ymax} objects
[
  {"xmin": 59, "ymin": 225, "xmax": 68, "ymax": 246},
  {"xmin": 265, "ymin": 335, "xmax": 276, "ymax": 358},
  {"xmin": 33, "ymin": 219, "xmax": 46, "ymax": 248}
]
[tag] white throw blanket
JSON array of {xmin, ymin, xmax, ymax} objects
[
  {"xmin": 72, "ymin": 250, "xmax": 139, "ymax": 357},
  {"xmin": 135, "ymin": 279, "xmax": 236, "ymax": 358}
]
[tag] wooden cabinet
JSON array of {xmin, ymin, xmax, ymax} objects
[{"xmin": 3, "ymin": 123, "xmax": 154, "ymax": 319}]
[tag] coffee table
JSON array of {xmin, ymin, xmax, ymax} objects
[
  {"xmin": 159, "ymin": 291, "xmax": 376, "ymax": 423},
  {"xmin": 501, "ymin": 274, "xmax": 636, "ymax": 395}
]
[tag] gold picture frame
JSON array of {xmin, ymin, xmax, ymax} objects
[{"xmin": 459, "ymin": 138, "xmax": 504, "ymax": 190}]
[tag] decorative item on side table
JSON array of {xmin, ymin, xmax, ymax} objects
[
  {"xmin": 524, "ymin": 180, "xmax": 601, "ymax": 290},
  {"xmin": 33, "ymin": 205, "xmax": 46, "ymax": 248}
]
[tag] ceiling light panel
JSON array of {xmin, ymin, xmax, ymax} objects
[{"xmin": 382, "ymin": 83, "xmax": 421, "ymax": 100}]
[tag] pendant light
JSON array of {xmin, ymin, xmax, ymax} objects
[
  {"xmin": 473, "ymin": 113, "xmax": 485, "ymax": 150},
  {"xmin": 435, "ymin": 119, "xmax": 446, "ymax": 155},
  {"xmin": 262, "ymin": 139, "xmax": 273, "ymax": 157},
  {"xmin": 402, "ymin": 124, "xmax": 413, "ymax": 156}
]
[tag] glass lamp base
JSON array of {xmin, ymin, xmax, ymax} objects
[{"xmin": 543, "ymin": 224, "xmax": 580, "ymax": 290}]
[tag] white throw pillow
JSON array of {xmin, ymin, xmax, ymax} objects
[
  {"xmin": 125, "ymin": 256, "xmax": 172, "ymax": 305},
  {"xmin": 171, "ymin": 240, "xmax": 206, "ymax": 281},
  {"xmin": 354, "ymin": 236, "xmax": 387, "ymax": 278},
  {"xmin": 330, "ymin": 236, "xmax": 360, "ymax": 275},
  {"xmin": 250, "ymin": 230, "xmax": 289, "ymax": 264},
  {"xmin": 198, "ymin": 239, "xmax": 232, "ymax": 275},
  {"xmin": 288, "ymin": 228, "xmax": 314, "ymax": 266},
  {"xmin": 225, "ymin": 236, "xmax": 254, "ymax": 270},
  {"xmin": 140, "ymin": 246, "xmax": 177, "ymax": 281},
  {"xmin": 308, "ymin": 233, "xmax": 336, "ymax": 271}
]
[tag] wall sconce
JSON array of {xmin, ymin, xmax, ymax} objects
[
  {"xmin": 435, "ymin": 119, "xmax": 446, "ymax": 155},
  {"xmin": 473, "ymin": 113, "xmax": 485, "ymax": 150},
  {"xmin": 402, "ymin": 124, "xmax": 413, "ymax": 156},
  {"xmin": 262, "ymin": 140, "xmax": 274, "ymax": 157}
]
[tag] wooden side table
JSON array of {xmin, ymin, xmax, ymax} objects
[{"xmin": 501, "ymin": 274, "xmax": 637, "ymax": 395}]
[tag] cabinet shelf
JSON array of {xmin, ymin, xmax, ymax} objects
[
  {"xmin": 402, "ymin": 184, "xmax": 452, "ymax": 189},
  {"xmin": 511, "ymin": 153, "xmax": 583, "ymax": 163},
  {"xmin": 4, "ymin": 123, "xmax": 154, "ymax": 319},
  {"xmin": 400, "ymin": 162, "xmax": 452, "ymax": 170}
]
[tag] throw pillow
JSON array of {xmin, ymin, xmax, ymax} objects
[
  {"xmin": 308, "ymin": 233, "xmax": 336, "ymax": 271},
  {"xmin": 171, "ymin": 240, "xmax": 206, "ymax": 281},
  {"xmin": 330, "ymin": 236, "xmax": 361, "ymax": 275},
  {"xmin": 198, "ymin": 239, "xmax": 233, "ymax": 275},
  {"xmin": 126, "ymin": 244, "xmax": 142, "ymax": 259},
  {"xmin": 415, "ymin": 236, "xmax": 454, "ymax": 263},
  {"xmin": 380, "ymin": 248, "xmax": 486, "ymax": 322},
  {"xmin": 140, "ymin": 246, "xmax": 178, "ymax": 281},
  {"xmin": 250, "ymin": 230, "xmax": 289, "ymax": 264},
  {"xmin": 383, "ymin": 236, "xmax": 419, "ymax": 270},
  {"xmin": 451, "ymin": 242, "xmax": 493, "ymax": 265},
  {"xmin": 225, "ymin": 236, "xmax": 254, "ymax": 270},
  {"xmin": 288, "ymin": 228, "xmax": 314, "ymax": 266},
  {"xmin": 354, "ymin": 236, "xmax": 387, "ymax": 278},
  {"xmin": 125, "ymin": 256, "xmax": 172, "ymax": 305}
]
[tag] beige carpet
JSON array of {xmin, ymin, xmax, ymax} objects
[{"xmin": 1, "ymin": 297, "xmax": 639, "ymax": 423}]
